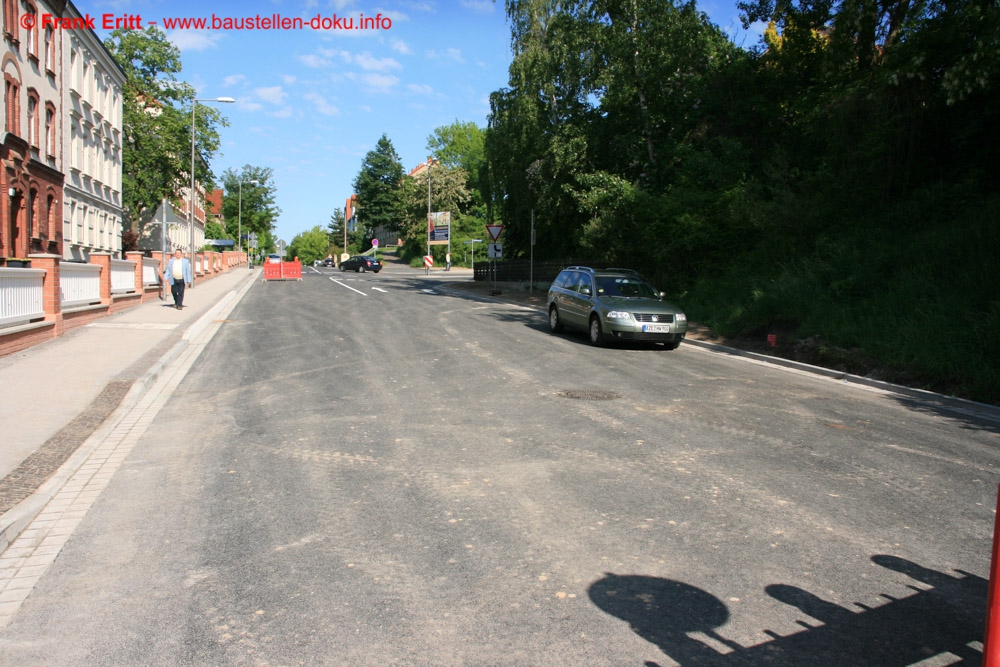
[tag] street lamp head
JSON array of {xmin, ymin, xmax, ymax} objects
[{"xmin": 216, "ymin": 97, "xmax": 236, "ymax": 103}]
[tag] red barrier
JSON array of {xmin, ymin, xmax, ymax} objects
[
  {"xmin": 282, "ymin": 260, "xmax": 302, "ymax": 279},
  {"xmin": 984, "ymin": 484, "xmax": 1000, "ymax": 665},
  {"xmin": 262, "ymin": 260, "xmax": 302, "ymax": 281}
]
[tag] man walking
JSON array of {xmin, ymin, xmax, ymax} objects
[{"xmin": 166, "ymin": 249, "xmax": 193, "ymax": 310}]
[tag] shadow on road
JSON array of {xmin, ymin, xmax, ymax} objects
[{"xmin": 588, "ymin": 555, "xmax": 985, "ymax": 666}]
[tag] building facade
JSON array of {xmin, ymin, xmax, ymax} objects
[
  {"xmin": 1, "ymin": 0, "xmax": 123, "ymax": 264},
  {"xmin": 1, "ymin": 0, "xmax": 65, "ymax": 263},
  {"xmin": 61, "ymin": 1, "xmax": 125, "ymax": 261}
]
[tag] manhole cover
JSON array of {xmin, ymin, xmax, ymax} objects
[{"xmin": 555, "ymin": 389, "xmax": 622, "ymax": 401}]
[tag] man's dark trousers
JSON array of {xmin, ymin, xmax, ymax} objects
[{"xmin": 171, "ymin": 281, "xmax": 186, "ymax": 308}]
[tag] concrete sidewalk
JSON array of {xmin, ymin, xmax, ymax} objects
[{"xmin": 0, "ymin": 266, "xmax": 259, "ymax": 547}]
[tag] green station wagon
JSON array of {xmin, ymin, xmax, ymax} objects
[{"xmin": 547, "ymin": 267, "xmax": 687, "ymax": 349}]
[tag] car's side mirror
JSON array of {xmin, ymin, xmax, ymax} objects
[
  {"xmin": 659, "ymin": 291, "xmax": 666, "ymax": 299},
  {"xmin": 581, "ymin": 287, "xmax": 591, "ymax": 296}
]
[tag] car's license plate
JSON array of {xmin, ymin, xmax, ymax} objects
[{"xmin": 642, "ymin": 324, "xmax": 671, "ymax": 333}]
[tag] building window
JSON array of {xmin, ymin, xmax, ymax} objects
[
  {"xmin": 27, "ymin": 188, "xmax": 36, "ymax": 239},
  {"xmin": 4, "ymin": 0, "xmax": 18, "ymax": 42},
  {"xmin": 23, "ymin": 1, "xmax": 36, "ymax": 59},
  {"xmin": 43, "ymin": 193, "xmax": 52, "ymax": 240},
  {"xmin": 44, "ymin": 103, "xmax": 54, "ymax": 156},
  {"xmin": 5, "ymin": 76, "xmax": 19, "ymax": 135},
  {"xmin": 26, "ymin": 89, "xmax": 37, "ymax": 147},
  {"xmin": 44, "ymin": 25, "xmax": 53, "ymax": 73}
]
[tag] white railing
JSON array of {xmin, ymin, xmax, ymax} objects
[
  {"xmin": 142, "ymin": 257, "xmax": 161, "ymax": 286},
  {"xmin": 60, "ymin": 262, "xmax": 101, "ymax": 308},
  {"xmin": 110, "ymin": 259, "xmax": 136, "ymax": 294},
  {"xmin": 0, "ymin": 268, "xmax": 45, "ymax": 327}
]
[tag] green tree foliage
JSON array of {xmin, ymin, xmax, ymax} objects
[
  {"xmin": 286, "ymin": 226, "xmax": 331, "ymax": 265},
  {"xmin": 427, "ymin": 121, "xmax": 487, "ymax": 210},
  {"xmin": 203, "ymin": 220, "xmax": 227, "ymax": 241},
  {"xmin": 104, "ymin": 27, "xmax": 227, "ymax": 231},
  {"xmin": 486, "ymin": 0, "xmax": 1000, "ymax": 401},
  {"xmin": 353, "ymin": 135, "xmax": 404, "ymax": 235},
  {"xmin": 220, "ymin": 166, "xmax": 281, "ymax": 254},
  {"xmin": 397, "ymin": 164, "xmax": 471, "ymax": 261}
]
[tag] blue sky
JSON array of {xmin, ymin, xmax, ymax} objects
[{"xmin": 87, "ymin": 0, "xmax": 761, "ymax": 246}]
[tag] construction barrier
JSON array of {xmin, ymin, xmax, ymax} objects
[{"xmin": 262, "ymin": 260, "xmax": 303, "ymax": 281}]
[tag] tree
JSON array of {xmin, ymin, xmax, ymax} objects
[
  {"xmin": 397, "ymin": 164, "xmax": 470, "ymax": 260},
  {"xmin": 352, "ymin": 135, "xmax": 404, "ymax": 234},
  {"xmin": 286, "ymin": 226, "xmax": 331, "ymax": 265},
  {"xmin": 427, "ymin": 121, "xmax": 487, "ymax": 209},
  {"xmin": 104, "ymin": 27, "xmax": 227, "ymax": 231},
  {"xmin": 327, "ymin": 208, "xmax": 346, "ymax": 244},
  {"xmin": 220, "ymin": 166, "xmax": 281, "ymax": 254}
]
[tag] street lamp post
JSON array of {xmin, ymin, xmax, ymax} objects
[
  {"xmin": 238, "ymin": 178, "xmax": 259, "ymax": 268},
  {"xmin": 189, "ymin": 97, "xmax": 234, "ymax": 282}
]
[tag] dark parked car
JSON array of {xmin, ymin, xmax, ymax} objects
[
  {"xmin": 340, "ymin": 255, "xmax": 382, "ymax": 273},
  {"xmin": 322, "ymin": 257, "xmax": 335, "ymax": 267},
  {"xmin": 547, "ymin": 266, "xmax": 687, "ymax": 349}
]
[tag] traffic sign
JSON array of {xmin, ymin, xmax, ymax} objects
[
  {"xmin": 488, "ymin": 243, "xmax": 502, "ymax": 259},
  {"xmin": 372, "ymin": 238, "xmax": 379, "ymax": 248},
  {"xmin": 423, "ymin": 255, "xmax": 434, "ymax": 268},
  {"xmin": 486, "ymin": 225, "xmax": 504, "ymax": 242}
]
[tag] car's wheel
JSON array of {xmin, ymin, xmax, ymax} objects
[
  {"xmin": 358, "ymin": 265, "xmax": 366, "ymax": 273},
  {"xmin": 589, "ymin": 315, "xmax": 605, "ymax": 346},
  {"xmin": 340, "ymin": 264, "xmax": 345, "ymax": 271},
  {"xmin": 549, "ymin": 305, "xmax": 564, "ymax": 333}
]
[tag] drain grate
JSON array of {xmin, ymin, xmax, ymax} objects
[{"xmin": 556, "ymin": 389, "xmax": 622, "ymax": 401}]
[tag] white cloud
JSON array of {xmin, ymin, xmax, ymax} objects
[
  {"xmin": 223, "ymin": 74, "xmax": 247, "ymax": 87},
  {"xmin": 304, "ymin": 92, "xmax": 340, "ymax": 116},
  {"xmin": 166, "ymin": 30, "xmax": 222, "ymax": 52},
  {"xmin": 354, "ymin": 52, "xmax": 402, "ymax": 71},
  {"xmin": 282, "ymin": 75, "xmax": 298, "ymax": 85},
  {"xmin": 271, "ymin": 108, "xmax": 294, "ymax": 118},
  {"xmin": 426, "ymin": 48, "xmax": 465, "ymax": 63},
  {"xmin": 362, "ymin": 73, "xmax": 399, "ymax": 92},
  {"xmin": 407, "ymin": 83, "xmax": 434, "ymax": 96},
  {"xmin": 255, "ymin": 86, "xmax": 287, "ymax": 104},
  {"xmin": 390, "ymin": 39, "xmax": 412, "ymax": 55},
  {"xmin": 237, "ymin": 97, "xmax": 262, "ymax": 112},
  {"xmin": 299, "ymin": 54, "xmax": 331, "ymax": 69},
  {"xmin": 460, "ymin": 0, "xmax": 495, "ymax": 13}
]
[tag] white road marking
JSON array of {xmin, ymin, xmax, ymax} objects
[
  {"xmin": 372, "ymin": 287, "xmax": 388, "ymax": 293},
  {"xmin": 330, "ymin": 278, "xmax": 368, "ymax": 296}
]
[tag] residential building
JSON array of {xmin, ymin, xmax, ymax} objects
[
  {"xmin": 139, "ymin": 180, "xmax": 216, "ymax": 253},
  {"xmin": 61, "ymin": 0, "xmax": 125, "ymax": 261},
  {"xmin": 1, "ymin": 0, "xmax": 64, "ymax": 263}
]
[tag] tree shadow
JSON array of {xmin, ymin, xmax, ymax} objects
[{"xmin": 588, "ymin": 555, "xmax": 985, "ymax": 666}]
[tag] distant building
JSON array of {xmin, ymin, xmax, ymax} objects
[
  {"xmin": 206, "ymin": 188, "xmax": 224, "ymax": 230},
  {"xmin": 2, "ymin": 0, "xmax": 66, "ymax": 262},
  {"xmin": 141, "ymin": 199, "xmax": 205, "ymax": 254},
  {"xmin": 61, "ymin": 1, "xmax": 126, "ymax": 261},
  {"xmin": 345, "ymin": 193, "xmax": 357, "ymax": 233}
]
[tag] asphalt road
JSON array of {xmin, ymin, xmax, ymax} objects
[{"xmin": 0, "ymin": 262, "xmax": 996, "ymax": 666}]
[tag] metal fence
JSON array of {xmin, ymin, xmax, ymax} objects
[
  {"xmin": 60, "ymin": 262, "xmax": 102, "ymax": 308},
  {"xmin": 142, "ymin": 257, "xmax": 161, "ymax": 286},
  {"xmin": 110, "ymin": 259, "xmax": 137, "ymax": 294},
  {"xmin": 0, "ymin": 268, "xmax": 45, "ymax": 327}
]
